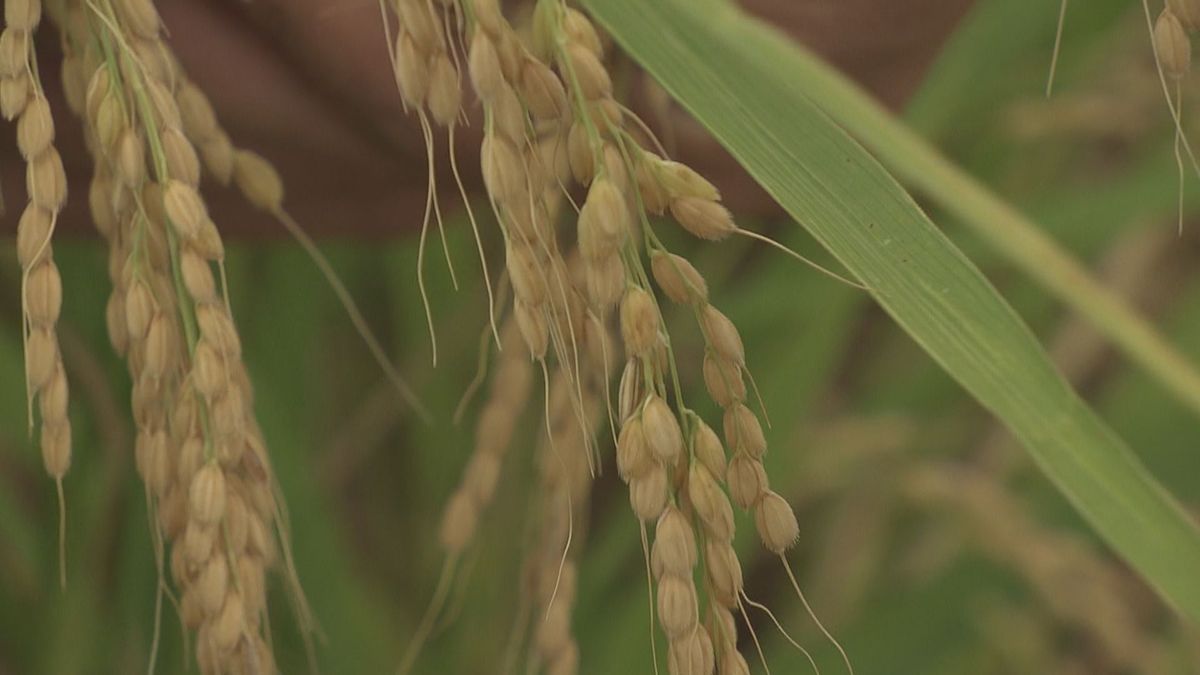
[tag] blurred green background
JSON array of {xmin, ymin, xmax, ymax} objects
[{"xmin": 4, "ymin": 0, "xmax": 1200, "ymax": 673}]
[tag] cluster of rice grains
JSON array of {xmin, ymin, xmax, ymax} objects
[
  {"xmin": 2, "ymin": 0, "xmax": 313, "ymax": 672},
  {"xmin": 3, "ymin": 0, "xmax": 71, "ymax": 582},
  {"xmin": 385, "ymin": 1, "xmax": 854, "ymax": 673}
]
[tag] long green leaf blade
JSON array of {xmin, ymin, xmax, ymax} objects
[
  {"xmin": 728, "ymin": 1, "xmax": 1200, "ymax": 422},
  {"xmin": 582, "ymin": 0, "xmax": 1200, "ymax": 620}
]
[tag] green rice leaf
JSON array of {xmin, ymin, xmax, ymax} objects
[{"xmin": 582, "ymin": 0, "xmax": 1200, "ymax": 621}]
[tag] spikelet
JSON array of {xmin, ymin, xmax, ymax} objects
[
  {"xmin": 754, "ymin": 490, "xmax": 800, "ymax": 554},
  {"xmin": 617, "ymin": 414, "xmax": 652, "ymax": 481},
  {"xmin": 619, "ymin": 287, "xmax": 659, "ymax": 357},
  {"xmin": 1155, "ymin": 10, "xmax": 1192, "ymax": 80},
  {"xmin": 657, "ymin": 564, "xmax": 699, "ymax": 639},
  {"xmin": 651, "ymin": 251, "xmax": 708, "ymax": 305}
]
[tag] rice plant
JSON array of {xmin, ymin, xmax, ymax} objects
[{"xmin": 2, "ymin": 1, "xmax": 1200, "ymax": 674}]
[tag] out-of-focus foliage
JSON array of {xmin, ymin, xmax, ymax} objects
[{"xmin": 2, "ymin": 0, "xmax": 1200, "ymax": 674}]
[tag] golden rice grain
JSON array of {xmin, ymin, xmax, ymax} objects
[
  {"xmin": 726, "ymin": 454, "xmax": 767, "ymax": 511},
  {"xmin": 629, "ymin": 461, "xmax": 668, "ymax": 521},
  {"xmin": 669, "ymin": 196, "xmax": 736, "ymax": 241},
  {"xmin": 616, "ymin": 416, "xmax": 652, "ymax": 481},
  {"xmin": 656, "ymin": 574, "xmax": 699, "ymax": 640},
  {"xmin": 189, "ymin": 464, "xmax": 228, "ymax": 525},
  {"xmin": 514, "ymin": 298, "xmax": 550, "ymax": 359},
  {"xmin": 578, "ymin": 178, "xmax": 628, "ymax": 257},
  {"xmin": 722, "ymin": 402, "xmax": 765, "ymax": 459},
  {"xmin": 93, "ymin": 90, "xmax": 122, "ymax": 152},
  {"xmin": 40, "ymin": 421, "xmax": 71, "ymax": 476},
  {"xmin": 16, "ymin": 205, "xmax": 52, "ymax": 267},
  {"xmin": 123, "ymin": 280, "xmax": 154, "ymax": 340},
  {"xmin": 192, "ymin": 340, "xmax": 223, "ymax": 399},
  {"xmin": 161, "ymin": 127, "xmax": 201, "ymax": 185},
  {"xmin": 687, "ymin": 463, "xmax": 734, "ymax": 541},
  {"xmin": 506, "ymin": 239, "xmax": 549, "ymax": 306},
  {"xmin": 651, "ymin": 505, "xmax": 697, "ymax": 578},
  {"xmin": 636, "ymin": 161, "xmax": 669, "ymax": 215},
  {"xmin": 15, "ymin": 94, "xmax": 52, "ymax": 159},
  {"xmin": 564, "ymin": 43, "xmax": 612, "ymax": 101},
  {"xmin": 114, "ymin": 0, "xmax": 160, "ymax": 40},
  {"xmin": 163, "ymin": 179, "xmax": 207, "ymax": 238},
  {"xmin": 564, "ymin": 8, "xmax": 603, "ymax": 57},
  {"xmin": 196, "ymin": 556, "xmax": 229, "ymax": 617},
  {"xmin": 26, "ymin": 326, "xmax": 57, "ymax": 390},
  {"xmin": 468, "ymin": 28, "xmax": 503, "ymax": 101},
  {"xmin": 704, "ymin": 539, "xmax": 743, "ymax": 607},
  {"xmin": 210, "ymin": 592, "xmax": 245, "ymax": 651},
  {"xmin": 481, "ymin": 133, "xmax": 525, "ymax": 202},
  {"xmin": 199, "ymin": 133, "xmax": 236, "ymax": 184},
  {"xmin": 702, "ymin": 352, "xmax": 745, "ymax": 408},
  {"xmin": 232, "ymin": 149, "xmax": 284, "ymax": 211},
  {"xmin": 692, "ymin": 420, "xmax": 726, "ymax": 478},
  {"xmin": 584, "ymin": 253, "xmax": 625, "ymax": 310},
  {"xmin": 4, "ymin": 0, "xmax": 40, "ymax": 32},
  {"xmin": 650, "ymin": 252, "xmax": 704, "ymax": 304},
  {"xmin": 719, "ymin": 651, "xmax": 752, "ymax": 675},
  {"xmin": 426, "ymin": 54, "xmax": 461, "ymax": 126},
  {"xmin": 1156, "ymin": 10, "xmax": 1192, "ymax": 80},
  {"xmin": 642, "ymin": 394, "xmax": 683, "ymax": 464},
  {"xmin": 56, "ymin": 54, "xmax": 81, "ymax": 112},
  {"xmin": 27, "ymin": 147, "xmax": 67, "ymax": 211},
  {"xmin": 38, "ymin": 363, "xmax": 68, "ymax": 422},
  {"xmin": 520, "ymin": 58, "xmax": 567, "ymax": 119},
  {"xmin": 141, "ymin": 312, "xmax": 172, "ymax": 379},
  {"xmin": 180, "ymin": 249, "xmax": 217, "ymax": 302},
  {"xmin": 25, "ymin": 260, "xmax": 62, "ymax": 324},
  {"xmin": 394, "ymin": 31, "xmax": 430, "ymax": 108},
  {"xmin": 619, "ymin": 287, "xmax": 659, "ymax": 357},
  {"xmin": 182, "ymin": 522, "xmax": 216, "ymax": 566},
  {"xmin": 210, "ymin": 388, "xmax": 246, "ymax": 439},
  {"xmin": 0, "ymin": 72, "xmax": 30, "ymax": 120},
  {"xmin": 493, "ymin": 82, "xmax": 528, "ymax": 143},
  {"xmin": 395, "ymin": 0, "xmax": 441, "ymax": 52},
  {"xmin": 114, "ymin": 128, "xmax": 146, "ymax": 188},
  {"xmin": 654, "ymin": 157, "xmax": 721, "ymax": 202},
  {"xmin": 753, "ymin": 490, "xmax": 799, "ymax": 554},
  {"xmin": 0, "ymin": 30, "xmax": 27, "ymax": 76},
  {"xmin": 567, "ymin": 121, "xmax": 594, "ymax": 185},
  {"xmin": 668, "ymin": 626, "xmax": 715, "ymax": 675},
  {"xmin": 472, "ymin": 0, "xmax": 504, "ymax": 35}
]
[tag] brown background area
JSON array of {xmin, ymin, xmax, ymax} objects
[{"xmin": 0, "ymin": 0, "xmax": 974, "ymax": 238}]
